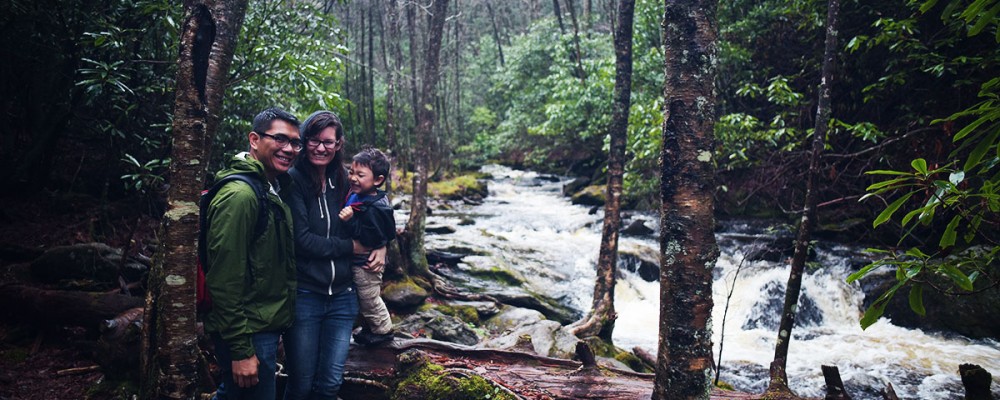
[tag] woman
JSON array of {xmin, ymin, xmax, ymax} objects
[{"xmin": 283, "ymin": 110, "xmax": 387, "ymax": 399}]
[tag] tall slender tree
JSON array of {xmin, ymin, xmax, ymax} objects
[
  {"xmin": 403, "ymin": 0, "xmax": 449, "ymax": 277},
  {"xmin": 140, "ymin": 0, "xmax": 247, "ymax": 397},
  {"xmin": 766, "ymin": 0, "xmax": 841, "ymax": 395},
  {"xmin": 653, "ymin": 0, "xmax": 718, "ymax": 398},
  {"xmin": 382, "ymin": 0, "xmax": 403, "ymax": 180},
  {"xmin": 570, "ymin": 0, "xmax": 634, "ymax": 342},
  {"xmin": 486, "ymin": 3, "xmax": 506, "ymax": 66},
  {"xmin": 564, "ymin": 0, "xmax": 587, "ymax": 81}
]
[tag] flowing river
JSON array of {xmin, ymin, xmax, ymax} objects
[{"xmin": 413, "ymin": 165, "xmax": 1000, "ymax": 399}]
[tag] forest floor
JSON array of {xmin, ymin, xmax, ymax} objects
[{"xmin": 0, "ymin": 191, "xmax": 158, "ymax": 400}]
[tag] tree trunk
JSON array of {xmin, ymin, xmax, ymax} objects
[
  {"xmin": 141, "ymin": 1, "xmax": 247, "ymax": 398},
  {"xmin": 564, "ymin": 0, "xmax": 587, "ymax": 81},
  {"xmin": 486, "ymin": 3, "xmax": 506, "ymax": 67},
  {"xmin": 367, "ymin": 1, "xmax": 378, "ymax": 145},
  {"xmin": 570, "ymin": 0, "xmax": 634, "ymax": 342},
  {"xmin": 383, "ymin": 0, "xmax": 402, "ymax": 190},
  {"xmin": 653, "ymin": 0, "xmax": 718, "ymax": 398},
  {"xmin": 404, "ymin": 0, "xmax": 449, "ymax": 278},
  {"xmin": 553, "ymin": 0, "xmax": 567, "ymax": 34},
  {"xmin": 766, "ymin": 0, "xmax": 839, "ymax": 394}
]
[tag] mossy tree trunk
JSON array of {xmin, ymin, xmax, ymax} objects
[
  {"xmin": 571, "ymin": 0, "xmax": 635, "ymax": 343},
  {"xmin": 653, "ymin": 0, "xmax": 719, "ymax": 398},
  {"xmin": 140, "ymin": 1, "xmax": 247, "ymax": 398},
  {"xmin": 403, "ymin": 0, "xmax": 449, "ymax": 278},
  {"xmin": 766, "ymin": 0, "xmax": 840, "ymax": 394}
]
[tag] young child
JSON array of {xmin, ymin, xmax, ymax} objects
[{"xmin": 338, "ymin": 146, "xmax": 396, "ymax": 345}]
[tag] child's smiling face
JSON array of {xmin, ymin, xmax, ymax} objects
[{"xmin": 348, "ymin": 161, "xmax": 385, "ymax": 196}]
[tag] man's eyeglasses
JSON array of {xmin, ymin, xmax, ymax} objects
[
  {"xmin": 306, "ymin": 138, "xmax": 340, "ymax": 149},
  {"xmin": 256, "ymin": 131, "xmax": 303, "ymax": 151}
]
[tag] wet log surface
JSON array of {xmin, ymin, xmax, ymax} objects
[{"xmin": 345, "ymin": 338, "xmax": 759, "ymax": 399}]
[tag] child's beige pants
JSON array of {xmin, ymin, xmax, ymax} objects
[{"xmin": 352, "ymin": 265, "xmax": 393, "ymax": 335}]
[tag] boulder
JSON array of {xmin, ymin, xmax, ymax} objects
[
  {"xmin": 562, "ymin": 177, "xmax": 591, "ymax": 197},
  {"xmin": 425, "ymin": 225, "xmax": 457, "ymax": 235},
  {"xmin": 383, "ymin": 280, "xmax": 429, "ymax": 308},
  {"xmin": 570, "ymin": 185, "xmax": 605, "ymax": 206},
  {"xmin": 481, "ymin": 306, "xmax": 578, "ymax": 358},
  {"xmin": 867, "ymin": 270, "xmax": 1000, "ymax": 340},
  {"xmin": 396, "ymin": 309, "xmax": 479, "ymax": 346},
  {"xmin": 621, "ymin": 219, "xmax": 654, "ymax": 236}
]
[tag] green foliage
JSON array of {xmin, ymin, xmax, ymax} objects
[
  {"xmin": 851, "ymin": 0, "xmax": 1000, "ymax": 329},
  {"xmin": 216, "ymin": 1, "xmax": 349, "ymax": 164}
]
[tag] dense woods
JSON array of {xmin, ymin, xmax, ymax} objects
[{"xmin": 1, "ymin": 0, "xmax": 998, "ymax": 398}]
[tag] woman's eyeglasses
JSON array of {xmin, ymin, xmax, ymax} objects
[{"xmin": 306, "ymin": 138, "xmax": 340, "ymax": 149}]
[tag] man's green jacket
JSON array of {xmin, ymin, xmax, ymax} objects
[{"xmin": 203, "ymin": 152, "xmax": 296, "ymax": 360}]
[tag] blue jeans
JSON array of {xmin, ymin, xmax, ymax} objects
[
  {"xmin": 212, "ymin": 331, "xmax": 281, "ymax": 400},
  {"xmin": 284, "ymin": 288, "xmax": 359, "ymax": 400}
]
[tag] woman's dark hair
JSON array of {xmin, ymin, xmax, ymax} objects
[{"xmin": 296, "ymin": 111, "xmax": 348, "ymax": 200}]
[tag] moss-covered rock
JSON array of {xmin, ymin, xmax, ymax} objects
[
  {"xmin": 580, "ymin": 337, "xmax": 654, "ymax": 373},
  {"xmin": 419, "ymin": 302, "xmax": 481, "ymax": 325},
  {"xmin": 467, "ymin": 267, "xmax": 523, "ymax": 287},
  {"xmin": 570, "ymin": 184, "xmax": 606, "ymax": 206},
  {"xmin": 383, "ymin": 278, "xmax": 429, "ymax": 308}
]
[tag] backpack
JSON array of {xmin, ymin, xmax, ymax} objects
[{"xmin": 196, "ymin": 173, "xmax": 270, "ymax": 314}]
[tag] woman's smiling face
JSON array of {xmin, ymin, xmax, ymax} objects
[{"xmin": 306, "ymin": 126, "xmax": 342, "ymax": 168}]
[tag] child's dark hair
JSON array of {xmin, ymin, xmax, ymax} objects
[{"xmin": 352, "ymin": 146, "xmax": 391, "ymax": 185}]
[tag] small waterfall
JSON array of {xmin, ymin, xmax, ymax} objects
[{"xmin": 420, "ymin": 165, "xmax": 1000, "ymax": 399}]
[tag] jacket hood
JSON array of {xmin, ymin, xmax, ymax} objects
[{"xmin": 216, "ymin": 152, "xmax": 267, "ymax": 181}]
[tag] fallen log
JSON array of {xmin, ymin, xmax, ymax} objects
[
  {"xmin": 0, "ymin": 284, "xmax": 144, "ymax": 331},
  {"xmin": 343, "ymin": 338, "xmax": 756, "ymax": 399}
]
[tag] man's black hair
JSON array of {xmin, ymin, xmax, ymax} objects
[
  {"xmin": 352, "ymin": 146, "xmax": 391, "ymax": 186},
  {"xmin": 252, "ymin": 107, "xmax": 300, "ymax": 133}
]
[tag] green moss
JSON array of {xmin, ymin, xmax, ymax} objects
[
  {"xmin": 714, "ymin": 379, "xmax": 735, "ymax": 391},
  {"xmin": 391, "ymin": 351, "xmax": 515, "ymax": 400},
  {"xmin": 467, "ymin": 267, "xmax": 523, "ymax": 286},
  {"xmin": 429, "ymin": 174, "xmax": 488, "ymax": 200},
  {"xmin": 613, "ymin": 351, "xmax": 653, "ymax": 373},
  {"xmin": 582, "ymin": 337, "xmax": 654, "ymax": 373},
  {"xmin": 426, "ymin": 303, "xmax": 481, "ymax": 325}
]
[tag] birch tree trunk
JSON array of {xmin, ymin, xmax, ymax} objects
[
  {"xmin": 141, "ymin": 0, "xmax": 247, "ymax": 398},
  {"xmin": 653, "ymin": 0, "xmax": 718, "ymax": 398},
  {"xmin": 404, "ymin": 0, "xmax": 449, "ymax": 277},
  {"xmin": 570, "ymin": 0, "xmax": 634, "ymax": 342},
  {"xmin": 766, "ymin": 0, "xmax": 840, "ymax": 394}
]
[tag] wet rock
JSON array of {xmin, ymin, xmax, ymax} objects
[
  {"xmin": 492, "ymin": 291, "xmax": 579, "ymax": 324},
  {"xmin": 425, "ymin": 225, "xmax": 456, "ymax": 235},
  {"xmin": 621, "ymin": 220, "xmax": 654, "ymax": 236},
  {"xmin": 571, "ymin": 185, "xmax": 605, "ymax": 206},
  {"xmin": 383, "ymin": 280, "xmax": 429, "ymax": 308},
  {"xmin": 457, "ymin": 217, "xmax": 475, "ymax": 226},
  {"xmin": 426, "ymin": 249, "xmax": 465, "ymax": 266},
  {"xmin": 449, "ymin": 300, "xmax": 501, "ymax": 319},
  {"xmin": 481, "ymin": 306, "xmax": 578, "ymax": 358},
  {"xmin": 396, "ymin": 309, "xmax": 479, "ymax": 346},
  {"xmin": 618, "ymin": 244, "xmax": 660, "ymax": 282},
  {"xmin": 562, "ymin": 177, "xmax": 591, "ymax": 197},
  {"xmin": 741, "ymin": 281, "xmax": 823, "ymax": 330},
  {"xmin": 866, "ymin": 270, "xmax": 1000, "ymax": 340}
]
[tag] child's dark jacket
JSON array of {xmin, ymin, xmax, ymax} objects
[{"xmin": 345, "ymin": 190, "xmax": 396, "ymax": 248}]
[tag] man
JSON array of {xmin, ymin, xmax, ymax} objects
[{"xmin": 204, "ymin": 108, "xmax": 302, "ymax": 399}]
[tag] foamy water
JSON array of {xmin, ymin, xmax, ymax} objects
[{"xmin": 417, "ymin": 165, "xmax": 1000, "ymax": 399}]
